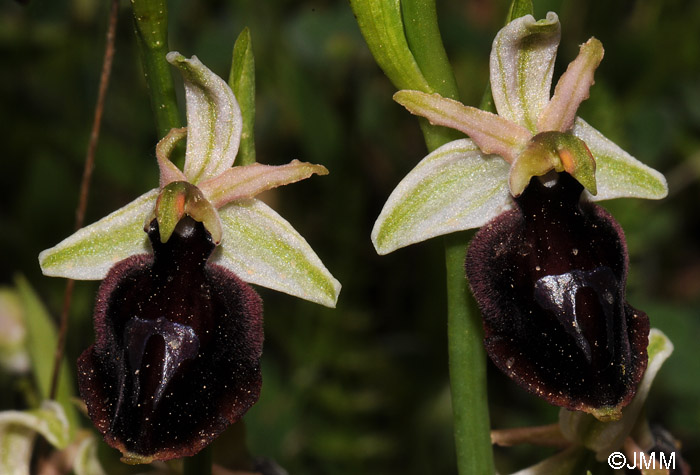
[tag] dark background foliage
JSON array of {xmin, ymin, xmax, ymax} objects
[{"xmin": 1, "ymin": 0, "xmax": 699, "ymax": 473}]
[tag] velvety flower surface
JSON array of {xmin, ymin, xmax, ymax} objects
[
  {"xmin": 371, "ymin": 13, "xmax": 668, "ymax": 419},
  {"xmin": 78, "ymin": 217, "xmax": 262, "ymax": 463},
  {"xmin": 39, "ymin": 48, "xmax": 340, "ymax": 462},
  {"xmin": 466, "ymin": 173, "xmax": 648, "ymax": 419}
]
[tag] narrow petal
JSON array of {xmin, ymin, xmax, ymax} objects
[
  {"xmin": 199, "ymin": 160, "xmax": 329, "ymax": 208},
  {"xmin": 559, "ymin": 329, "xmax": 673, "ymax": 461},
  {"xmin": 490, "ymin": 12, "xmax": 561, "ymax": 131},
  {"xmin": 394, "ymin": 90, "xmax": 531, "ymax": 163},
  {"xmin": 372, "ymin": 139, "xmax": 512, "ymax": 255},
  {"xmin": 538, "ymin": 38, "xmax": 604, "ymax": 133},
  {"xmin": 156, "ymin": 127, "xmax": 187, "ymax": 187},
  {"xmin": 215, "ymin": 200, "xmax": 341, "ymax": 307},
  {"xmin": 573, "ymin": 118, "xmax": 668, "ymax": 200},
  {"xmin": 39, "ymin": 190, "xmax": 158, "ymax": 279},
  {"xmin": 167, "ymin": 52, "xmax": 242, "ymax": 184}
]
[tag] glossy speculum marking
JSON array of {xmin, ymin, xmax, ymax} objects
[
  {"xmin": 78, "ymin": 217, "xmax": 263, "ymax": 463},
  {"xmin": 466, "ymin": 173, "xmax": 649, "ymax": 420}
]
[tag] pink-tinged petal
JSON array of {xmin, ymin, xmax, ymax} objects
[
  {"xmin": 167, "ymin": 53, "xmax": 242, "ymax": 184},
  {"xmin": 394, "ymin": 90, "xmax": 531, "ymax": 163},
  {"xmin": 490, "ymin": 12, "xmax": 561, "ymax": 132},
  {"xmin": 156, "ymin": 127, "xmax": 187, "ymax": 187},
  {"xmin": 538, "ymin": 38, "xmax": 604, "ymax": 133},
  {"xmin": 198, "ymin": 160, "xmax": 328, "ymax": 208}
]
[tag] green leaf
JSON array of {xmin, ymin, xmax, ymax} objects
[
  {"xmin": 229, "ymin": 28, "xmax": 257, "ymax": 166},
  {"xmin": 507, "ymin": 0, "xmax": 534, "ymax": 21},
  {"xmin": 349, "ymin": 0, "xmax": 432, "ymax": 92},
  {"xmin": 371, "ymin": 139, "xmax": 511, "ymax": 255},
  {"xmin": 167, "ymin": 52, "xmax": 242, "ymax": 184},
  {"xmin": 559, "ymin": 329, "xmax": 674, "ymax": 460},
  {"xmin": 0, "ymin": 401, "xmax": 71, "ymax": 474},
  {"xmin": 573, "ymin": 118, "xmax": 668, "ymax": 201},
  {"xmin": 490, "ymin": 12, "xmax": 561, "ymax": 132},
  {"xmin": 39, "ymin": 190, "xmax": 157, "ymax": 280},
  {"xmin": 215, "ymin": 200, "xmax": 341, "ymax": 307},
  {"xmin": 15, "ymin": 276, "xmax": 79, "ymax": 436}
]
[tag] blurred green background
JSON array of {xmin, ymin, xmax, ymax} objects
[{"xmin": 1, "ymin": 0, "xmax": 699, "ymax": 473}]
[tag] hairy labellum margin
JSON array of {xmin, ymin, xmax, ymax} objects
[
  {"xmin": 466, "ymin": 173, "xmax": 649, "ymax": 420},
  {"xmin": 78, "ymin": 217, "xmax": 263, "ymax": 463}
]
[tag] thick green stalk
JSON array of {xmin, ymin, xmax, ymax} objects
[
  {"xmin": 444, "ymin": 232, "xmax": 493, "ymax": 474},
  {"xmin": 401, "ymin": 0, "xmax": 463, "ymax": 152},
  {"xmin": 132, "ymin": 0, "xmax": 180, "ymax": 138},
  {"xmin": 400, "ymin": 1, "xmax": 495, "ymax": 473}
]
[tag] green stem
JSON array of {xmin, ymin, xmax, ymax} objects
[
  {"xmin": 183, "ymin": 446, "xmax": 212, "ymax": 475},
  {"xmin": 401, "ymin": 0, "xmax": 463, "ymax": 152},
  {"xmin": 445, "ymin": 233, "xmax": 494, "ymax": 474},
  {"xmin": 131, "ymin": 0, "xmax": 180, "ymax": 138},
  {"xmin": 400, "ymin": 1, "xmax": 495, "ymax": 473}
]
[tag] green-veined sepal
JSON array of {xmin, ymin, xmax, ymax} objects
[
  {"xmin": 167, "ymin": 52, "xmax": 242, "ymax": 184},
  {"xmin": 38, "ymin": 190, "xmax": 158, "ymax": 280},
  {"xmin": 215, "ymin": 200, "xmax": 341, "ymax": 307},
  {"xmin": 573, "ymin": 118, "xmax": 668, "ymax": 201},
  {"xmin": 371, "ymin": 139, "xmax": 511, "ymax": 255},
  {"xmin": 490, "ymin": 12, "xmax": 560, "ymax": 132}
]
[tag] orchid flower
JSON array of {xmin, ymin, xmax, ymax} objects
[
  {"xmin": 38, "ymin": 52, "xmax": 340, "ymax": 463},
  {"xmin": 372, "ymin": 13, "xmax": 668, "ymax": 420},
  {"xmin": 39, "ymin": 52, "xmax": 340, "ymax": 308},
  {"xmin": 372, "ymin": 12, "xmax": 667, "ymax": 256}
]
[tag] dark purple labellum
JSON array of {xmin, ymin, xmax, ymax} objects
[
  {"xmin": 78, "ymin": 217, "xmax": 263, "ymax": 463},
  {"xmin": 466, "ymin": 173, "xmax": 649, "ymax": 420}
]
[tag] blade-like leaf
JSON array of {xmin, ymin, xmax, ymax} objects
[
  {"xmin": 349, "ymin": 0, "xmax": 432, "ymax": 92},
  {"xmin": 199, "ymin": 160, "xmax": 328, "ymax": 208},
  {"xmin": 490, "ymin": 12, "xmax": 560, "ymax": 132},
  {"xmin": 559, "ymin": 329, "xmax": 674, "ymax": 461},
  {"xmin": 167, "ymin": 52, "xmax": 242, "ymax": 184},
  {"xmin": 215, "ymin": 200, "xmax": 341, "ymax": 307},
  {"xmin": 15, "ymin": 276, "xmax": 79, "ymax": 436},
  {"xmin": 538, "ymin": 38, "xmax": 604, "ymax": 133},
  {"xmin": 394, "ymin": 90, "xmax": 531, "ymax": 163},
  {"xmin": 229, "ymin": 28, "xmax": 257, "ymax": 166},
  {"xmin": 573, "ymin": 118, "xmax": 668, "ymax": 201},
  {"xmin": 0, "ymin": 401, "xmax": 70, "ymax": 474},
  {"xmin": 39, "ymin": 190, "xmax": 157, "ymax": 280},
  {"xmin": 371, "ymin": 139, "xmax": 512, "ymax": 255}
]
